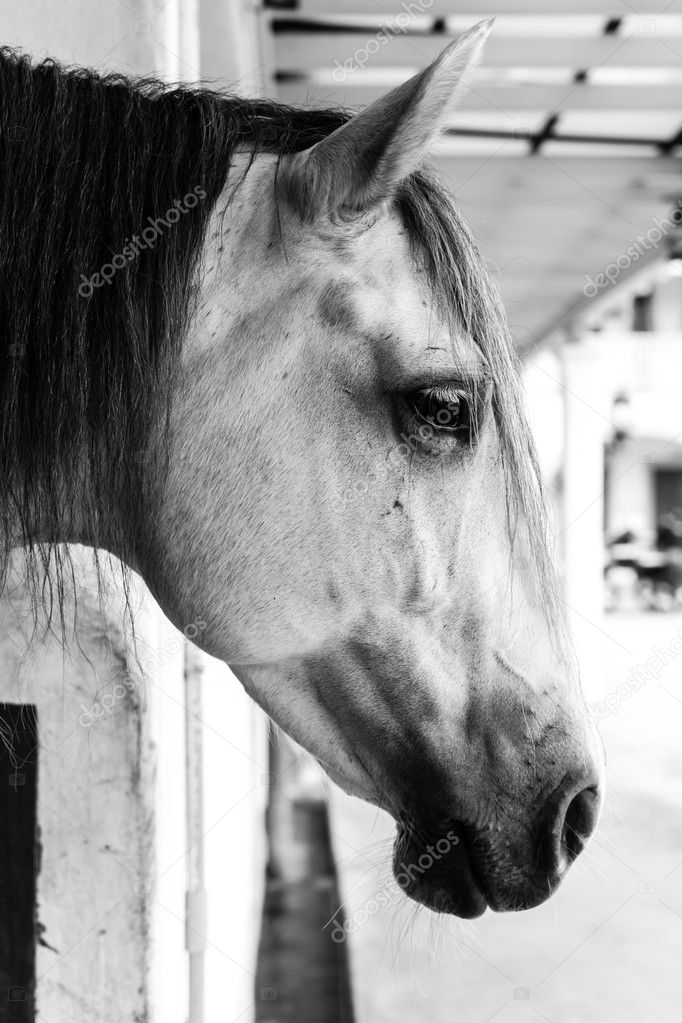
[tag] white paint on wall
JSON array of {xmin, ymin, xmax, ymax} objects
[
  {"xmin": 199, "ymin": 0, "xmax": 269, "ymax": 96},
  {"xmin": 202, "ymin": 657, "xmax": 268, "ymax": 1023},
  {"xmin": 0, "ymin": 0, "xmax": 173, "ymax": 76},
  {"xmin": 136, "ymin": 591, "xmax": 189, "ymax": 1023},
  {"xmin": 0, "ymin": 552, "xmax": 160, "ymax": 1022}
]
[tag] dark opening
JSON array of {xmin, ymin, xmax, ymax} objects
[
  {"xmin": 655, "ymin": 468, "xmax": 682, "ymax": 523},
  {"xmin": 632, "ymin": 291, "xmax": 655, "ymax": 332},
  {"xmin": 0, "ymin": 704, "xmax": 38, "ymax": 1023}
]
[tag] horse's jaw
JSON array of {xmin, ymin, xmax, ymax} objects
[
  {"xmin": 227, "ymin": 637, "xmax": 603, "ymax": 921},
  {"xmin": 229, "ymin": 660, "xmax": 387, "ymax": 810}
]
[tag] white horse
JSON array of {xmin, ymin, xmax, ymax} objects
[{"xmin": 0, "ymin": 22, "xmax": 602, "ymax": 918}]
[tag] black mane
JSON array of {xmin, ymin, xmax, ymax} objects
[
  {"xmin": 0, "ymin": 48, "xmax": 557, "ymax": 627},
  {"xmin": 0, "ymin": 49, "xmax": 350, "ymax": 607}
]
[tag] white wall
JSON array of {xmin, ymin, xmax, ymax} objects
[
  {"xmin": 201, "ymin": 657, "xmax": 268, "ymax": 1022},
  {"xmin": 0, "ymin": 554, "xmax": 174, "ymax": 1021},
  {"xmin": 0, "ymin": 0, "xmax": 175, "ymax": 76}
]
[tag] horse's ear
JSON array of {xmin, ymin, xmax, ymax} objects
[{"xmin": 279, "ymin": 19, "xmax": 492, "ymax": 221}]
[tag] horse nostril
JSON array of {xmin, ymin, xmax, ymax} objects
[
  {"xmin": 541, "ymin": 780, "xmax": 601, "ymax": 881},
  {"xmin": 561, "ymin": 785, "xmax": 600, "ymax": 863}
]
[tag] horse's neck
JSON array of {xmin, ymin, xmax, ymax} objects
[{"xmin": 3, "ymin": 151, "xmax": 266, "ymax": 569}]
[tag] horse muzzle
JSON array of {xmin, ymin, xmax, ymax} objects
[
  {"xmin": 393, "ymin": 819, "xmax": 487, "ymax": 918},
  {"xmin": 394, "ymin": 769, "xmax": 603, "ymax": 918}
]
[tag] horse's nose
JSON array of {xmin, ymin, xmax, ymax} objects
[{"xmin": 539, "ymin": 774, "xmax": 602, "ymax": 883}]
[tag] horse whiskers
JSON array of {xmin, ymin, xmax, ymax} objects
[{"xmin": 390, "ymin": 899, "xmax": 422, "ymax": 972}]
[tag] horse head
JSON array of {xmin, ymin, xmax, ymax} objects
[
  {"xmin": 141, "ymin": 22, "xmax": 603, "ymax": 917},
  {"xmin": 0, "ymin": 22, "xmax": 603, "ymax": 918}
]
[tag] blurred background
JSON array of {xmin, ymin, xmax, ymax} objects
[{"xmin": 0, "ymin": 2, "xmax": 681, "ymax": 1022}]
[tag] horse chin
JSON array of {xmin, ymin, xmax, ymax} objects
[{"xmin": 392, "ymin": 822, "xmax": 488, "ymax": 920}]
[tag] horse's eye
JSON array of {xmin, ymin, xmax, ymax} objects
[{"xmin": 411, "ymin": 387, "xmax": 469, "ymax": 433}]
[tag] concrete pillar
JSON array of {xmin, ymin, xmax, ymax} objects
[
  {"xmin": 199, "ymin": 0, "xmax": 270, "ymax": 95},
  {"xmin": 560, "ymin": 335, "xmax": 610, "ymax": 631},
  {"xmin": 1, "ymin": 0, "xmax": 180, "ymax": 76},
  {"xmin": 0, "ymin": 555, "xmax": 187, "ymax": 1023}
]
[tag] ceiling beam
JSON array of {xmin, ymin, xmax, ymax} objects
[
  {"xmin": 273, "ymin": 31, "xmax": 682, "ymax": 70},
  {"xmin": 276, "ymin": 78, "xmax": 682, "ymax": 112},
  {"xmin": 266, "ymin": 0, "xmax": 679, "ymax": 14}
]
